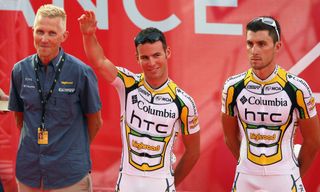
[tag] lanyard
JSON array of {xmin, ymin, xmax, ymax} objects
[{"xmin": 33, "ymin": 54, "xmax": 65, "ymax": 129}]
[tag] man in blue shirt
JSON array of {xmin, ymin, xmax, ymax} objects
[{"xmin": 8, "ymin": 4, "xmax": 102, "ymax": 191}]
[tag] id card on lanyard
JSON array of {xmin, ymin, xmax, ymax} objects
[
  {"xmin": 38, "ymin": 127, "xmax": 49, "ymax": 144},
  {"xmin": 34, "ymin": 53, "xmax": 65, "ymax": 145}
]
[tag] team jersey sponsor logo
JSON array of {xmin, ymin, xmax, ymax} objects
[
  {"xmin": 24, "ymin": 77, "xmax": 33, "ymax": 81},
  {"xmin": 130, "ymin": 110, "xmax": 170, "ymax": 134},
  {"xmin": 177, "ymin": 88, "xmax": 197, "ymax": 112},
  {"xmin": 247, "ymin": 127, "xmax": 281, "ymax": 145},
  {"xmin": 154, "ymin": 95, "xmax": 173, "ymax": 103},
  {"xmin": 225, "ymin": 72, "xmax": 246, "ymax": 83},
  {"xmin": 189, "ymin": 116, "xmax": 199, "ymax": 129},
  {"xmin": 137, "ymin": 100, "xmax": 176, "ymax": 118},
  {"xmin": 23, "ymin": 84, "xmax": 35, "ymax": 89},
  {"xmin": 61, "ymin": 81, "xmax": 74, "ymax": 85},
  {"xmin": 288, "ymin": 74, "xmax": 312, "ymax": 95},
  {"xmin": 132, "ymin": 140, "xmax": 161, "ymax": 151},
  {"xmin": 247, "ymin": 84, "xmax": 261, "ymax": 90},
  {"xmin": 250, "ymin": 133, "xmax": 276, "ymax": 142},
  {"xmin": 132, "ymin": 95, "xmax": 138, "ymax": 104},
  {"xmin": 58, "ymin": 88, "xmax": 75, "ymax": 93},
  {"xmin": 241, "ymin": 96, "xmax": 288, "ymax": 107},
  {"xmin": 264, "ymin": 83, "xmax": 283, "ymax": 94},
  {"xmin": 138, "ymin": 87, "xmax": 151, "ymax": 98},
  {"xmin": 245, "ymin": 82, "xmax": 262, "ymax": 94},
  {"xmin": 244, "ymin": 108, "xmax": 282, "ymax": 123},
  {"xmin": 307, "ymin": 97, "xmax": 316, "ymax": 111}
]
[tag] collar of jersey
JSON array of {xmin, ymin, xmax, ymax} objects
[
  {"xmin": 139, "ymin": 75, "xmax": 177, "ymax": 99},
  {"xmin": 246, "ymin": 65, "xmax": 287, "ymax": 86}
]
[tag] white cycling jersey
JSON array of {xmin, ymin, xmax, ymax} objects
[
  {"xmin": 221, "ymin": 65, "xmax": 317, "ymax": 175},
  {"xmin": 111, "ymin": 67, "xmax": 200, "ymax": 178}
]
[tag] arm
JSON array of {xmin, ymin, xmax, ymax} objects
[
  {"xmin": 14, "ymin": 112, "xmax": 23, "ymax": 131},
  {"xmin": 174, "ymin": 131, "xmax": 200, "ymax": 187},
  {"xmin": 78, "ymin": 11, "xmax": 118, "ymax": 83},
  {"xmin": 86, "ymin": 110, "xmax": 103, "ymax": 144},
  {"xmin": 221, "ymin": 112, "xmax": 241, "ymax": 160},
  {"xmin": 297, "ymin": 115, "xmax": 320, "ymax": 177}
]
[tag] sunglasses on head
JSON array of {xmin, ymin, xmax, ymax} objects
[{"xmin": 253, "ymin": 17, "xmax": 280, "ymax": 41}]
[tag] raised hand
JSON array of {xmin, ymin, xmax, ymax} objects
[{"xmin": 78, "ymin": 10, "xmax": 97, "ymax": 36}]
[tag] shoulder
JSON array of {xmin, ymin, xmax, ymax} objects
[
  {"xmin": 286, "ymin": 72, "xmax": 313, "ymax": 97},
  {"xmin": 64, "ymin": 53, "xmax": 97, "ymax": 76},
  {"xmin": 116, "ymin": 67, "xmax": 142, "ymax": 81},
  {"xmin": 65, "ymin": 54, "xmax": 89, "ymax": 69},
  {"xmin": 11, "ymin": 55, "xmax": 35, "ymax": 77},
  {"xmin": 223, "ymin": 71, "xmax": 247, "ymax": 90},
  {"xmin": 174, "ymin": 83, "xmax": 198, "ymax": 113},
  {"xmin": 13, "ymin": 55, "xmax": 34, "ymax": 70}
]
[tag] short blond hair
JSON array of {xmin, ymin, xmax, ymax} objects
[{"xmin": 34, "ymin": 4, "xmax": 67, "ymax": 31}]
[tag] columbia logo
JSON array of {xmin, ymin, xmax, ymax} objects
[
  {"xmin": 132, "ymin": 95, "xmax": 138, "ymax": 104},
  {"xmin": 240, "ymin": 96, "xmax": 247, "ymax": 104}
]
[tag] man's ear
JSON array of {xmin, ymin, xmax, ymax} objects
[
  {"xmin": 62, "ymin": 31, "xmax": 69, "ymax": 42},
  {"xmin": 165, "ymin": 47, "xmax": 171, "ymax": 59},
  {"xmin": 136, "ymin": 52, "xmax": 140, "ymax": 63},
  {"xmin": 275, "ymin": 41, "xmax": 282, "ymax": 53}
]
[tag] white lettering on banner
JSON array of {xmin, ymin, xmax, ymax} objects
[
  {"xmin": 0, "ymin": 0, "xmax": 35, "ymax": 26},
  {"xmin": 0, "ymin": 0, "xmax": 108, "ymax": 29},
  {"xmin": 53, "ymin": 0, "xmax": 64, "ymax": 8},
  {"xmin": 77, "ymin": 0, "xmax": 108, "ymax": 29},
  {"xmin": 123, "ymin": 0, "xmax": 181, "ymax": 32},
  {"xmin": 194, "ymin": 0, "xmax": 242, "ymax": 35},
  {"xmin": 0, "ymin": 0, "xmax": 243, "ymax": 35}
]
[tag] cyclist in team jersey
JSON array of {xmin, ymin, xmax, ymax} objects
[
  {"xmin": 78, "ymin": 11, "xmax": 200, "ymax": 192},
  {"xmin": 221, "ymin": 16, "xmax": 320, "ymax": 191}
]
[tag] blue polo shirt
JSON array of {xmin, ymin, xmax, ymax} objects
[{"xmin": 9, "ymin": 49, "xmax": 102, "ymax": 189}]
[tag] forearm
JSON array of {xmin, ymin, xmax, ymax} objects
[
  {"xmin": 88, "ymin": 127, "xmax": 99, "ymax": 144},
  {"xmin": 298, "ymin": 115, "xmax": 320, "ymax": 177},
  {"xmin": 174, "ymin": 150, "xmax": 200, "ymax": 187},
  {"xmin": 225, "ymin": 138, "xmax": 241, "ymax": 160},
  {"xmin": 14, "ymin": 112, "xmax": 23, "ymax": 130},
  {"xmin": 82, "ymin": 34, "xmax": 117, "ymax": 82},
  {"xmin": 221, "ymin": 113, "xmax": 241, "ymax": 160},
  {"xmin": 86, "ymin": 111, "xmax": 103, "ymax": 144},
  {"xmin": 298, "ymin": 141, "xmax": 320, "ymax": 177},
  {"xmin": 83, "ymin": 34, "xmax": 106, "ymax": 68}
]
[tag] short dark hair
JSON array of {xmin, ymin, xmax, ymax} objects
[
  {"xmin": 134, "ymin": 27, "xmax": 167, "ymax": 50},
  {"xmin": 246, "ymin": 16, "xmax": 281, "ymax": 43}
]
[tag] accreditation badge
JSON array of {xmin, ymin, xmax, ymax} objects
[{"xmin": 38, "ymin": 127, "xmax": 48, "ymax": 145}]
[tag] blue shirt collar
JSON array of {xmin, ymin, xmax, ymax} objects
[{"xmin": 35, "ymin": 48, "xmax": 65, "ymax": 71}]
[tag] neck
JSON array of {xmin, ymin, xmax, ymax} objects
[
  {"xmin": 38, "ymin": 49, "xmax": 60, "ymax": 65},
  {"xmin": 39, "ymin": 58, "xmax": 51, "ymax": 65},
  {"xmin": 253, "ymin": 65, "xmax": 277, "ymax": 80},
  {"xmin": 145, "ymin": 78, "xmax": 168, "ymax": 89}
]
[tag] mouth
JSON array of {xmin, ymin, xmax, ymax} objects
[
  {"xmin": 148, "ymin": 67, "xmax": 159, "ymax": 73},
  {"xmin": 250, "ymin": 57, "xmax": 261, "ymax": 62},
  {"xmin": 40, "ymin": 46, "xmax": 49, "ymax": 48}
]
